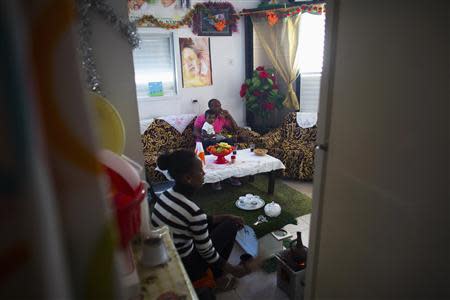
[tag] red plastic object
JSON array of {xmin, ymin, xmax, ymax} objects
[
  {"xmin": 207, "ymin": 145, "xmax": 235, "ymax": 164},
  {"xmin": 213, "ymin": 154, "xmax": 229, "ymax": 164},
  {"xmin": 114, "ymin": 181, "xmax": 146, "ymax": 248}
]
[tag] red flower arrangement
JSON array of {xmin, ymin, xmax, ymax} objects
[{"xmin": 239, "ymin": 66, "xmax": 284, "ymax": 120}]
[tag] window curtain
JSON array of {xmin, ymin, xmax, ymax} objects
[{"xmin": 251, "ymin": 14, "xmax": 302, "ymax": 110}]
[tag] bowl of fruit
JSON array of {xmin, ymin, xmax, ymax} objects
[{"xmin": 207, "ymin": 142, "xmax": 235, "ymax": 164}]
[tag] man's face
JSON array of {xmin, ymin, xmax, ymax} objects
[{"xmin": 209, "ymin": 100, "xmax": 222, "ymax": 114}]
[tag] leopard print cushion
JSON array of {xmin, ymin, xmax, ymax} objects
[
  {"xmin": 283, "ymin": 126, "xmax": 317, "ymax": 150},
  {"xmin": 269, "ymin": 145, "xmax": 315, "ymax": 181},
  {"xmin": 142, "ymin": 119, "xmax": 185, "ymax": 183},
  {"xmin": 141, "ymin": 117, "xmax": 261, "ymax": 182},
  {"xmin": 180, "ymin": 118, "xmax": 196, "ymax": 149},
  {"xmin": 257, "ymin": 127, "xmax": 282, "ymax": 149},
  {"xmin": 258, "ymin": 112, "xmax": 316, "ymax": 181}
]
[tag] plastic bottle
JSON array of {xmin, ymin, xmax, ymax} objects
[
  {"xmin": 195, "ymin": 141, "xmax": 206, "ymax": 165},
  {"xmin": 231, "ymin": 149, "xmax": 237, "ymax": 163}
]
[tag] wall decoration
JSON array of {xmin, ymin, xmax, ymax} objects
[
  {"xmin": 76, "ymin": 0, "xmax": 140, "ymax": 95},
  {"xmin": 128, "ymin": 0, "xmax": 188, "ymax": 23},
  {"xmin": 179, "ymin": 37, "xmax": 212, "ymax": 88},
  {"xmin": 247, "ymin": 3, "xmax": 325, "ymax": 26},
  {"xmin": 132, "ymin": 2, "xmax": 239, "ymax": 35},
  {"xmin": 148, "ymin": 82, "xmax": 164, "ymax": 96},
  {"xmin": 192, "ymin": 2, "xmax": 238, "ymax": 36}
]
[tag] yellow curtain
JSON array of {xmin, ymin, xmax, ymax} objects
[{"xmin": 251, "ymin": 14, "xmax": 302, "ymax": 110}]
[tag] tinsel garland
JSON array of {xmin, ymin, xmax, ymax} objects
[
  {"xmin": 252, "ymin": 3, "xmax": 325, "ymax": 19},
  {"xmin": 137, "ymin": 7, "xmax": 196, "ymax": 29},
  {"xmin": 136, "ymin": 2, "xmax": 239, "ymax": 33},
  {"xmin": 76, "ymin": 0, "xmax": 140, "ymax": 95}
]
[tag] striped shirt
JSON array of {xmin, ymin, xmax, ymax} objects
[{"xmin": 151, "ymin": 188, "xmax": 221, "ymax": 264}]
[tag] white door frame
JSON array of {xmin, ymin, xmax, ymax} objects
[{"xmin": 304, "ymin": 0, "xmax": 340, "ymax": 299}]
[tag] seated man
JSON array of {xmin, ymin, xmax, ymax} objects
[{"xmin": 194, "ymin": 99, "xmax": 242, "ymax": 190}]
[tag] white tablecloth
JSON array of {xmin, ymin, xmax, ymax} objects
[{"xmin": 203, "ymin": 149, "xmax": 285, "ymax": 183}]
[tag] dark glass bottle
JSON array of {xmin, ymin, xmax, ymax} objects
[{"xmin": 289, "ymin": 231, "xmax": 308, "ymax": 270}]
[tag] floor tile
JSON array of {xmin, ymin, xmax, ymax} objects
[
  {"xmin": 281, "ymin": 179, "xmax": 313, "ymax": 198},
  {"xmin": 234, "ymin": 270, "xmax": 289, "ymax": 300},
  {"xmin": 216, "ymin": 289, "xmax": 241, "ymax": 300},
  {"xmin": 298, "ymin": 214, "xmax": 311, "ymax": 225}
]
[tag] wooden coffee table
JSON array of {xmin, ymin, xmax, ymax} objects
[{"xmin": 203, "ymin": 149, "xmax": 285, "ymax": 194}]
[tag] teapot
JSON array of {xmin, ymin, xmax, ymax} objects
[{"xmin": 264, "ymin": 201, "xmax": 281, "ymax": 217}]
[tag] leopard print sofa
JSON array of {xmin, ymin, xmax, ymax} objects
[
  {"xmin": 257, "ymin": 112, "xmax": 317, "ymax": 181},
  {"xmin": 141, "ymin": 117, "xmax": 260, "ymax": 183}
]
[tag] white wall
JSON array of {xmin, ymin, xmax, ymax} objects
[
  {"xmin": 89, "ymin": 0, "xmax": 144, "ymax": 166},
  {"xmin": 136, "ymin": 0, "xmax": 259, "ymax": 126}
]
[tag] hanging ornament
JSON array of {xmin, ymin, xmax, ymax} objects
[{"xmin": 266, "ymin": 11, "xmax": 278, "ymax": 26}]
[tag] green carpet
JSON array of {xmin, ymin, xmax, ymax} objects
[{"xmin": 192, "ymin": 175, "xmax": 312, "ymax": 239}]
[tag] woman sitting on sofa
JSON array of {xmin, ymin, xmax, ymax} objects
[
  {"xmin": 194, "ymin": 98, "xmax": 242, "ymax": 190},
  {"xmin": 193, "ymin": 98, "xmax": 239, "ymax": 141},
  {"xmin": 151, "ymin": 150, "xmax": 254, "ymax": 292}
]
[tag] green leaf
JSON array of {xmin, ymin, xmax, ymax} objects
[
  {"xmin": 245, "ymin": 79, "xmax": 251, "ymax": 85},
  {"xmin": 263, "ymin": 85, "xmax": 270, "ymax": 90},
  {"xmin": 249, "ymin": 103, "xmax": 259, "ymax": 111},
  {"xmin": 252, "ymin": 78, "xmax": 261, "ymax": 87},
  {"xmin": 267, "ymin": 78, "xmax": 273, "ymax": 85}
]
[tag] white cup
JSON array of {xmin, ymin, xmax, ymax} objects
[{"xmin": 141, "ymin": 236, "xmax": 169, "ymax": 267}]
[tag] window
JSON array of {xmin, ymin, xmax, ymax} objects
[
  {"xmin": 298, "ymin": 13, "xmax": 326, "ymax": 113},
  {"xmin": 132, "ymin": 29, "xmax": 177, "ymax": 100},
  {"xmin": 250, "ymin": 13, "xmax": 325, "ymax": 113}
]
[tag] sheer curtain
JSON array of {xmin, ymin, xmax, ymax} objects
[{"xmin": 251, "ymin": 14, "xmax": 302, "ymax": 110}]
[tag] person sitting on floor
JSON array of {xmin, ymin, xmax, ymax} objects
[
  {"xmin": 151, "ymin": 150, "xmax": 254, "ymax": 292},
  {"xmin": 194, "ymin": 99, "xmax": 243, "ymax": 190}
]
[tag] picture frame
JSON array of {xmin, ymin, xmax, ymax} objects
[
  {"xmin": 179, "ymin": 37, "xmax": 213, "ymax": 88},
  {"xmin": 197, "ymin": 8, "xmax": 232, "ymax": 36}
]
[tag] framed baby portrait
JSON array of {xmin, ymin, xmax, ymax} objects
[{"xmin": 179, "ymin": 37, "xmax": 212, "ymax": 88}]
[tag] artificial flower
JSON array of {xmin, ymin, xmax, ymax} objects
[
  {"xmin": 266, "ymin": 11, "xmax": 278, "ymax": 26},
  {"xmin": 214, "ymin": 20, "xmax": 226, "ymax": 32},
  {"xmin": 240, "ymin": 84, "xmax": 248, "ymax": 97},
  {"xmin": 263, "ymin": 102, "xmax": 275, "ymax": 111},
  {"xmin": 259, "ymin": 71, "xmax": 269, "ymax": 79},
  {"xmin": 240, "ymin": 66, "xmax": 284, "ymax": 120}
]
